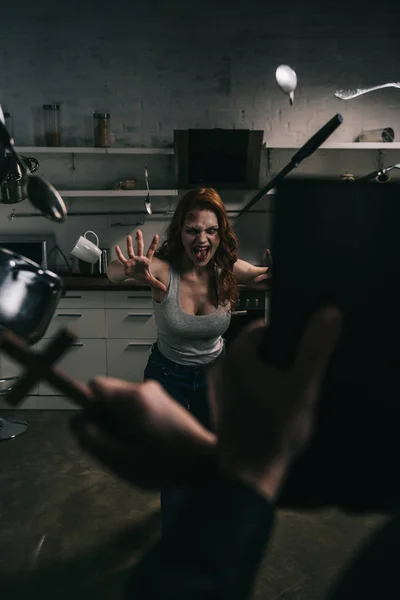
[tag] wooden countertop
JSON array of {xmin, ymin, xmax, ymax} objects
[
  {"xmin": 58, "ymin": 274, "xmax": 270, "ymax": 292},
  {"xmin": 60, "ymin": 274, "xmax": 149, "ymax": 291}
]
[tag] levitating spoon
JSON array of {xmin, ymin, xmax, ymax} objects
[
  {"xmin": 334, "ymin": 82, "xmax": 400, "ymax": 100},
  {"xmin": 275, "ymin": 65, "xmax": 297, "ymax": 105}
]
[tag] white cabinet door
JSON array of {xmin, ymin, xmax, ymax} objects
[
  {"xmin": 106, "ymin": 339, "xmax": 154, "ymax": 383},
  {"xmin": 58, "ymin": 291, "xmax": 105, "ymax": 309},
  {"xmin": 105, "ymin": 291, "xmax": 152, "ymax": 309},
  {"xmin": 43, "ymin": 308, "xmax": 106, "ymax": 339},
  {"xmin": 1, "ymin": 396, "xmax": 80, "ymax": 410},
  {"xmin": 0, "ymin": 350, "xmax": 40, "ymax": 400},
  {"xmin": 106, "ymin": 309, "xmax": 156, "ymax": 339},
  {"xmin": 37, "ymin": 339, "xmax": 107, "ymax": 395}
]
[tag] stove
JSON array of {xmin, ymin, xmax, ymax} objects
[{"xmin": 225, "ymin": 288, "xmax": 269, "ymax": 347}]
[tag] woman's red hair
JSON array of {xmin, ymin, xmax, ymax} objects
[{"xmin": 156, "ymin": 188, "xmax": 238, "ymax": 306}]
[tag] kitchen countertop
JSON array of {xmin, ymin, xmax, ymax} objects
[
  {"xmin": 59, "ymin": 274, "xmax": 150, "ymax": 291},
  {"xmin": 58, "ymin": 274, "xmax": 270, "ymax": 292}
]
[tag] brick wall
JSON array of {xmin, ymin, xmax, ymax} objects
[{"xmin": 0, "ymin": 0, "xmax": 399, "ymax": 264}]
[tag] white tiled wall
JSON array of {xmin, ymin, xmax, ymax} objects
[{"xmin": 0, "ymin": 0, "xmax": 399, "ymax": 263}]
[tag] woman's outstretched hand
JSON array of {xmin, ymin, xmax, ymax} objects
[{"xmin": 115, "ymin": 230, "xmax": 166, "ymax": 292}]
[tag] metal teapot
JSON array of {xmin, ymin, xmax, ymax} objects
[{"xmin": 0, "ymin": 153, "xmax": 39, "ymax": 204}]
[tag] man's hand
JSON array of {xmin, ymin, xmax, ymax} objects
[
  {"xmin": 70, "ymin": 377, "xmax": 216, "ymax": 489},
  {"xmin": 208, "ymin": 307, "xmax": 342, "ymax": 500},
  {"xmin": 70, "ymin": 307, "xmax": 341, "ymax": 496}
]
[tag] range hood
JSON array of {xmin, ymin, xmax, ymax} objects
[{"xmin": 174, "ymin": 129, "xmax": 263, "ymax": 189}]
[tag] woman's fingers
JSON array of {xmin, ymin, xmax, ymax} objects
[
  {"xmin": 146, "ymin": 234, "xmax": 159, "ymax": 260},
  {"xmin": 115, "ymin": 245, "xmax": 127, "ymax": 264},
  {"xmin": 126, "ymin": 235, "xmax": 135, "ymax": 259},
  {"xmin": 253, "ymin": 273, "xmax": 269, "ymax": 283},
  {"xmin": 136, "ymin": 230, "xmax": 144, "ymax": 256}
]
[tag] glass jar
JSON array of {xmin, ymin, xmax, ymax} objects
[
  {"xmin": 3, "ymin": 112, "xmax": 14, "ymax": 139},
  {"xmin": 43, "ymin": 104, "xmax": 61, "ymax": 146},
  {"xmin": 355, "ymin": 128, "xmax": 395, "ymax": 143},
  {"xmin": 94, "ymin": 112, "xmax": 110, "ymax": 147}
]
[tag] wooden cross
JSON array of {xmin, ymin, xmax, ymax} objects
[{"xmin": 0, "ymin": 328, "xmax": 91, "ymax": 407}]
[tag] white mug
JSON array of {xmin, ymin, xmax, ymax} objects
[{"xmin": 71, "ymin": 230, "xmax": 101, "ymax": 264}]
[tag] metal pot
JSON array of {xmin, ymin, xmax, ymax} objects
[
  {"xmin": 0, "ymin": 154, "xmax": 39, "ymax": 204},
  {"xmin": 0, "ymin": 248, "xmax": 63, "ymax": 344}
]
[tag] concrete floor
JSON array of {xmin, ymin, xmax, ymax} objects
[{"xmin": 0, "ymin": 410, "xmax": 386, "ymax": 600}]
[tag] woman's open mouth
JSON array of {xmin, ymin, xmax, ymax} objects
[{"xmin": 193, "ymin": 246, "xmax": 210, "ymax": 262}]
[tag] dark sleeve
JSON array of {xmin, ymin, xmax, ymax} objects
[{"xmin": 126, "ymin": 475, "xmax": 276, "ymax": 600}]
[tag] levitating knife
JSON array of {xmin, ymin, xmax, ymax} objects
[{"xmin": 334, "ymin": 82, "xmax": 400, "ymax": 100}]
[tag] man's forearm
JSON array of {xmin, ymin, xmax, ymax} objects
[{"xmin": 126, "ymin": 475, "xmax": 276, "ymax": 600}]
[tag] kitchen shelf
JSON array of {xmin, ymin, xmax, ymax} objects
[
  {"xmin": 16, "ymin": 143, "xmax": 400, "ymax": 154},
  {"xmin": 264, "ymin": 143, "xmax": 400, "ymax": 150},
  {"xmin": 58, "ymin": 189, "xmax": 273, "ymax": 198},
  {"xmin": 59, "ymin": 189, "xmax": 178, "ymax": 197},
  {"xmin": 15, "ymin": 146, "xmax": 174, "ymax": 155}
]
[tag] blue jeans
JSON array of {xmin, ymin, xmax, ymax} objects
[{"xmin": 144, "ymin": 343, "xmax": 223, "ymax": 535}]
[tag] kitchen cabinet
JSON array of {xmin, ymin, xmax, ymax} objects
[
  {"xmin": 104, "ymin": 290, "xmax": 153, "ymax": 309},
  {"xmin": 105, "ymin": 291, "xmax": 155, "ymax": 382},
  {"xmin": 58, "ymin": 291, "xmax": 105, "ymax": 309},
  {"xmin": 2, "ymin": 289, "xmax": 157, "ymax": 407},
  {"xmin": 106, "ymin": 339, "xmax": 153, "ymax": 383},
  {"xmin": 0, "ymin": 354, "xmax": 20, "ymax": 397},
  {"xmin": 0, "ymin": 359, "xmax": 39, "ymax": 407},
  {"xmin": 14, "ymin": 396, "xmax": 78, "ymax": 409},
  {"xmin": 38, "ymin": 339, "xmax": 107, "ymax": 396},
  {"xmin": 43, "ymin": 308, "xmax": 106, "ymax": 339},
  {"xmin": 0, "ymin": 346, "xmax": 40, "ymax": 409},
  {"xmin": 105, "ymin": 310, "xmax": 156, "ymax": 339}
]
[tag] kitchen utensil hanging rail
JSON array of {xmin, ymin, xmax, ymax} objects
[{"xmin": 8, "ymin": 209, "xmax": 271, "ymax": 219}]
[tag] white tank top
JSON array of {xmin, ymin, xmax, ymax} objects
[{"xmin": 153, "ymin": 265, "xmax": 231, "ymax": 366}]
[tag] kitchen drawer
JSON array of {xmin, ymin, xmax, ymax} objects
[
  {"xmin": 0, "ymin": 352, "xmax": 40, "ymax": 396},
  {"xmin": 58, "ymin": 291, "xmax": 105, "ymax": 309},
  {"xmin": 0, "ymin": 395, "xmax": 40, "ymax": 409},
  {"xmin": 0, "ymin": 395, "xmax": 79, "ymax": 410},
  {"xmin": 106, "ymin": 309, "xmax": 157, "ymax": 339},
  {"xmin": 43, "ymin": 308, "xmax": 106, "ymax": 338},
  {"xmin": 105, "ymin": 290, "xmax": 153, "ymax": 309},
  {"xmin": 106, "ymin": 339, "xmax": 153, "ymax": 383},
  {"xmin": 38, "ymin": 339, "xmax": 107, "ymax": 395}
]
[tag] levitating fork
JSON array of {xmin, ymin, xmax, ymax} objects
[{"xmin": 334, "ymin": 82, "xmax": 400, "ymax": 100}]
